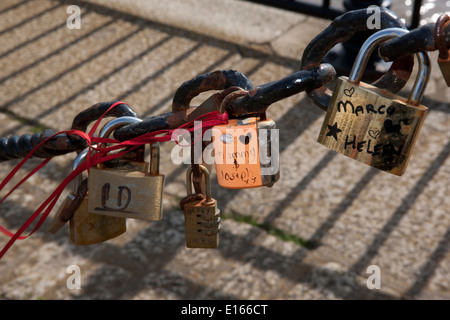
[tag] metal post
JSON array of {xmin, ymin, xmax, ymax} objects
[
  {"xmin": 410, "ymin": 0, "xmax": 423, "ymax": 29},
  {"xmin": 323, "ymin": 0, "xmax": 393, "ymax": 81}
]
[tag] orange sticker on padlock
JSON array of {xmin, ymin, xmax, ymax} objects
[{"xmin": 212, "ymin": 117, "xmax": 263, "ymax": 189}]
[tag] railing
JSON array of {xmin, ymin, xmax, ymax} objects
[{"xmin": 243, "ymin": 0, "xmax": 423, "ymax": 29}]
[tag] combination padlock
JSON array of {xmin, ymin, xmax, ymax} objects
[
  {"xmin": 88, "ymin": 116, "xmax": 165, "ymax": 221},
  {"xmin": 69, "ymin": 148, "xmax": 127, "ymax": 245},
  {"xmin": 181, "ymin": 165, "xmax": 221, "ymax": 248},
  {"xmin": 212, "ymin": 107, "xmax": 279, "ymax": 189},
  {"xmin": 317, "ymin": 28, "xmax": 430, "ymax": 176},
  {"xmin": 436, "ymin": 14, "xmax": 450, "ymax": 87}
]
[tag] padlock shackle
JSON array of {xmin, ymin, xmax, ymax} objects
[
  {"xmin": 349, "ymin": 27, "xmax": 430, "ymax": 106},
  {"xmin": 435, "ymin": 14, "xmax": 450, "ymax": 60},
  {"xmin": 348, "ymin": 28, "xmax": 409, "ymax": 83},
  {"xmin": 149, "ymin": 142, "xmax": 160, "ymax": 175},
  {"xmin": 186, "ymin": 165, "xmax": 212, "ymax": 202},
  {"xmin": 73, "ymin": 147, "xmax": 88, "ymax": 192},
  {"xmin": 409, "ymin": 51, "xmax": 431, "ymax": 106},
  {"xmin": 99, "ymin": 116, "xmax": 143, "ymax": 140},
  {"xmin": 98, "ymin": 116, "xmax": 161, "ymax": 175}
]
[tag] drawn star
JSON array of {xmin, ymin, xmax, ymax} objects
[{"xmin": 326, "ymin": 122, "xmax": 342, "ymax": 141}]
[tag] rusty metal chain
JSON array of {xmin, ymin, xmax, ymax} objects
[
  {"xmin": 0, "ymin": 66, "xmax": 334, "ymax": 161},
  {"xmin": 0, "ymin": 9, "xmax": 449, "ymax": 162},
  {"xmin": 112, "ymin": 65, "xmax": 335, "ymax": 141},
  {"xmin": 0, "ymin": 130, "xmax": 76, "ymax": 161},
  {"xmin": 0, "ymin": 101, "xmax": 140, "ymax": 162},
  {"xmin": 379, "ymin": 19, "xmax": 450, "ymax": 61}
]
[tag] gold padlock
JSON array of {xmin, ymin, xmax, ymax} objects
[
  {"xmin": 88, "ymin": 117, "xmax": 165, "ymax": 221},
  {"xmin": 182, "ymin": 165, "xmax": 221, "ymax": 249},
  {"xmin": 69, "ymin": 148, "xmax": 127, "ymax": 245},
  {"xmin": 317, "ymin": 28, "xmax": 430, "ymax": 176},
  {"xmin": 212, "ymin": 111, "xmax": 280, "ymax": 189}
]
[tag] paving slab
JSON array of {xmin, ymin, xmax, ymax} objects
[{"xmin": 0, "ymin": 0, "xmax": 449, "ymax": 301}]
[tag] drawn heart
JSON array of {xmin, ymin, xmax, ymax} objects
[
  {"xmin": 239, "ymin": 133, "xmax": 252, "ymax": 145},
  {"xmin": 383, "ymin": 119, "xmax": 401, "ymax": 134},
  {"xmin": 344, "ymin": 87, "xmax": 355, "ymax": 97},
  {"xmin": 368, "ymin": 130, "xmax": 380, "ymax": 139}
]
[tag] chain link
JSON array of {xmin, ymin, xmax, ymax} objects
[{"xmin": 379, "ymin": 21, "xmax": 450, "ymax": 61}]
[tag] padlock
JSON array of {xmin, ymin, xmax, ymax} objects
[
  {"xmin": 88, "ymin": 117, "xmax": 165, "ymax": 221},
  {"xmin": 47, "ymin": 174, "xmax": 87, "ymax": 234},
  {"xmin": 182, "ymin": 165, "xmax": 221, "ymax": 248},
  {"xmin": 436, "ymin": 14, "xmax": 450, "ymax": 87},
  {"xmin": 212, "ymin": 111, "xmax": 279, "ymax": 189},
  {"xmin": 317, "ymin": 28, "xmax": 430, "ymax": 176},
  {"xmin": 68, "ymin": 148, "xmax": 127, "ymax": 245}
]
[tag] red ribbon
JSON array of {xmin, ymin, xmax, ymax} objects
[{"xmin": 0, "ymin": 101, "xmax": 228, "ymax": 259}]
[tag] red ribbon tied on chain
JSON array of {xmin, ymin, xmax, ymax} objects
[{"xmin": 0, "ymin": 101, "xmax": 228, "ymax": 259}]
